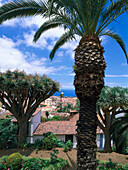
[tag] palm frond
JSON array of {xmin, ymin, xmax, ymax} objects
[
  {"xmin": 33, "ymin": 16, "xmax": 68, "ymax": 42},
  {"xmin": 97, "ymin": 0, "xmax": 128, "ymax": 35},
  {"xmin": 100, "ymin": 30, "xmax": 128, "ymax": 62},
  {"xmin": 49, "ymin": 30, "xmax": 76, "ymax": 60},
  {"xmin": 0, "ymin": 0, "xmax": 48, "ymax": 24}
]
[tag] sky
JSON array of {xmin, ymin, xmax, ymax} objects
[{"xmin": 0, "ymin": 0, "xmax": 128, "ymax": 90}]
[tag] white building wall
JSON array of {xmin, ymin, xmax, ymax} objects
[
  {"xmin": 27, "ymin": 110, "xmax": 41, "ymax": 143},
  {"xmin": 73, "ymin": 135, "xmax": 77, "ymax": 148},
  {"xmin": 96, "ymin": 134, "xmax": 100, "ymax": 148}
]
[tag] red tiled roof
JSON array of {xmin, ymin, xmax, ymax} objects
[
  {"xmin": 34, "ymin": 113, "xmax": 103, "ymax": 135},
  {"xmin": 34, "ymin": 121, "xmax": 77, "ymax": 135}
]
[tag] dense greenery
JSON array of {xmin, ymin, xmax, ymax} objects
[
  {"xmin": 0, "ymin": 118, "xmax": 18, "ymax": 150},
  {"xmin": 0, "ymin": 153, "xmax": 68, "ymax": 170},
  {"xmin": 97, "ymin": 86, "xmax": 128, "ymax": 152},
  {"xmin": 56, "ymin": 103, "xmax": 75, "ymax": 113},
  {"xmin": 0, "ymin": 70, "xmax": 59, "ymax": 144},
  {"xmin": 34, "ymin": 132, "xmax": 73, "ymax": 151},
  {"xmin": 110, "ymin": 114, "xmax": 128, "ymax": 154},
  {"xmin": 97, "ymin": 159, "xmax": 128, "ymax": 170},
  {"xmin": 41, "ymin": 115, "xmax": 71, "ymax": 122},
  {"xmin": 6, "ymin": 153, "xmax": 23, "ymax": 170}
]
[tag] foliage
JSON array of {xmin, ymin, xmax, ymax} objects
[
  {"xmin": 63, "ymin": 145, "xmax": 69, "ymax": 152},
  {"xmin": 110, "ymin": 114, "xmax": 128, "ymax": 154},
  {"xmin": 34, "ymin": 139, "xmax": 43, "ymax": 148},
  {"xmin": 0, "ymin": 0, "xmax": 127, "ymax": 60},
  {"xmin": 97, "ymin": 86, "xmax": 128, "ymax": 152},
  {"xmin": 50, "ymin": 149, "xmax": 59, "ymax": 164},
  {"xmin": 0, "ymin": 155, "xmax": 68, "ymax": 170},
  {"xmin": 50, "ymin": 115, "xmax": 70, "ymax": 121},
  {"xmin": 45, "ymin": 111, "xmax": 49, "ymax": 119},
  {"xmin": 57, "ymin": 103, "xmax": 75, "ymax": 113},
  {"xmin": 0, "ymin": 118, "xmax": 18, "ymax": 149},
  {"xmin": 41, "ymin": 116, "xmax": 47, "ymax": 122},
  {"xmin": 75, "ymin": 99, "xmax": 80, "ymax": 112},
  {"xmin": 0, "ymin": 70, "xmax": 59, "ymax": 143},
  {"xmin": 126, "ymin": 146, "xmax": 128, "ymax": 154},
  {"xmin": 66, "ymin": 140, "xmax": 73, "ymax": 150},
  {"xmin": 42, "ymin": 137, "xmax": 54, "ymax": 150},
  {"xmin": 6, "ymin": 153, "xmax": 23, "ymax": 170},
  {"xmin": 97, "ymin": 159, "xmax": 128, "ymax": 170}
]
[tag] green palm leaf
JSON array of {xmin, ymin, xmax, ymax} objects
[
  {"xmin": 100, "ymin": 30, "xmax": 128, "ymax": 61},
  {"xmin": 33, "ymin": 16, "xmax": 68, "ymax": 42},
  {"xmin": 0, "ymin": 0, "xmax": 48, "ymax": 24},
  {"xmin": 49, "ymin": 30, "xmax": 75, "ymax": 60}
]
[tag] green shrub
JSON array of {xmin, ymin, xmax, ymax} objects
[
  {"xmin": 22, "ymin": 157, "xmax": 42, "ymax": 170},
  {"xmin": 6, "ymin": 152, "xmax": 23, "ymax": 170},
  {"xmin": 63, "ymin": 145, "xmax": 69, "ymax": 152},
  {"xmin": 50, "ymin": 149, "xmax": 59, "ymax": 164},
  {"xmin": 43, "ymin": 158, "xmax": 68, "ymax": 170},
  {"xmin": 42, "ymin": 137, "xmax": 53, "ymax": 150},
  {"xmin": 0, "ymin": 118, "xmax": 18, "ymax": 149},
  {"xmin": 43, "ymin": 132, "xmax": 57, "ymax": 139},
  {"xmin": 41, "ymin": 116, "xmax": 47, "ymax": 122},
  {"xmin": 34, "ymin": 139, "xmax": 43, "ymax": 148},
  {"xmin": 0, "ymin": 155, "xmax": 8, "ymax": 163},
  {"xmin": 54, "ymin": 139, "xmax": 65, "ymax": 148},
  {"xmin": 66, "ymin": 140, "xmax": 73, "ymax": 150}
]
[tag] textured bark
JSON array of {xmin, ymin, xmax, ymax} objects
[
  {"xmin": 74, "ymin": 34, "xmax": 106, "ymax": 170},
  {"xmin": 104, "ymin": 128, "xmax": 112, "ymax": 153},
  {"xmin": 18, "ymin": 119, "xmax": 28, "ymax": 145}
]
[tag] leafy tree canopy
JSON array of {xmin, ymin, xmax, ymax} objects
[
  {"xmin": 0, "ymin": 70, "xmax": 59, "ymax": 120},
  {"xmin": 0, "ymin": 70, "xmax": 59, "ymax": 143}
]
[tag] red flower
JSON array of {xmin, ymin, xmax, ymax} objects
[
  {"xmin": 118, "ymin": 167, "xmax": 121, "ymax": 169},
  {"xmin": 2, "ymin": 162, "xmax": 5, "ymax": 165}
]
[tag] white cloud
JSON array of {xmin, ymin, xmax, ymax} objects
[
  {"xmin": 57, "ymin": 51, "xmax": 63, "ymax": 57},
  {"xmin": 106, "ymin": 75, "xmax": 128, "ymax": 78},
  {"xmin": 0, "ymin": 36, "xmax": 58, "ymax": 75},
  {"xmin": 122, "ymin": 63, "xmax": 128, "ymax": 66}
]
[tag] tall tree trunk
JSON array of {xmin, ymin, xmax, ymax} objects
[
  {"xmin": 104, "ymin": 128, "xmax": 112, "ymax": 153},
  {"xmin": 74, "ymin": 34, "xmax": 106, "ymax": 170},
  {"xmin": 18, "ymin": 119, "xmax": 28, "ymax": 145},
  {"xmin": 104, "ymin": 112, "xmax": 112, "ymax": 152}
]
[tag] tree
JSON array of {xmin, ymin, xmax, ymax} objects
[
  {"xmin": 97, "ymin": 86, "xmax": 128, "ymax": 153},
  {"xmin": 59, "ymin": 92, "xmax": 64, "ymax": 102},
  {"xmin": 0, "ymin": 0, "xmax": 128, "ymax": 169},
  {"xmin": 0, "ymin": 70, "xmax": 59, "ymax": 144},
  {"xmin": 110, "ymin": 113, "xmax": 128, "ymax": 154},
  {"xmin": 45, "ymin": 111, "xmax": 49, "ymax": 119}
]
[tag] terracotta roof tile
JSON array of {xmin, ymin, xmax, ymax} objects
[{"xmin": 34, "ymin": 113, "xmax": 103, "ymax": 135}]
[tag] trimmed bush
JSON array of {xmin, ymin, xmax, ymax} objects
[{"xmin": 6, "ymin": 152, "xmax": 23, "ymax": 170}]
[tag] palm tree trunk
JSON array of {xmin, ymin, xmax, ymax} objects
[{"xmin": 74, "ymin": 34, "xmax": 106, "ymax": 170}]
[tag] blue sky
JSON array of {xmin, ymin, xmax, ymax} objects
[{"xmin": 0, "ymin": 0, "xmax": 128, "ymax": 90}]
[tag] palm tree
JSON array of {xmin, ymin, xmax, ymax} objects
[
  {"xmin": 110, "ymin": 113, "xmax": 128, "ymax": 154},
  {"xmin": 97, "ymin": 86, "xmax": 128, "ymax": 153},
  {"xmin": 0, "ymin": 0, "xmax": 128, "ymax": 169}
]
